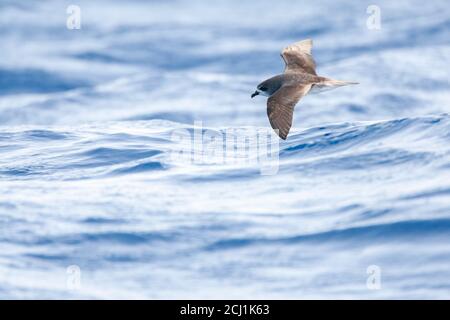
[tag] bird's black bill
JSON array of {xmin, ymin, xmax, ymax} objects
[{"xmin": 251, "ymin": 91, "xmax": 259, "ymax": 98}]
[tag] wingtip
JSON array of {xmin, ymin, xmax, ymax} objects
[
  {"xmin": 278, "ymin": 132, "xmax": 288, "ymax": 140},
  {"xmin": 285, "ymin": 39, "xmax": 313, "ymax": 55},
  {"xmin": 272, "ymin": 129, "xmax": 288, "ymax": 140}
]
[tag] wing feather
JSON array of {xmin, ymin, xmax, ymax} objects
[
  {"xmin": 267, "ymin": 84, "xmax": 312, "ymax": 139},
  {"xmin": 281, "ymin": 39, "xmax": 317, "ymax": 75}
]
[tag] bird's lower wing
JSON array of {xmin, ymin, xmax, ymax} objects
[{"xmin": 267, "ymin": 84, "xmax": 312, "ymax": 140}]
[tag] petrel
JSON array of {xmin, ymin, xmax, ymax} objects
[{"xmin": 251, "ymin": 39, "xmax": 358, "ymax": 140}]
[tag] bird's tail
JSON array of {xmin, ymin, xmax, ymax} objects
[
  {"xmin": 310, "ymin": 78, "xmax": 359, "ymax": 94},
  {"xmin": 321, "ymin": 79, "xmax": 359, "ymax": 87}
]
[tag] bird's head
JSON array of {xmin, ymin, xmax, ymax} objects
[{"xmin": 251, "ymin": 85, "xmax": 269, "ymax": 98}]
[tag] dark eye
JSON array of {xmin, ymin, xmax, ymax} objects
[{"xmin": 259, "ymin": 87, "xmax": 267, "ymax": 91}]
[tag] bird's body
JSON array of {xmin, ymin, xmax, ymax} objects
[
  {"xmin": 251, "ymin": 39, "xmax": 358, "ymax": 140},
  {"xmin": 256, "ymin": 73, "xmax": 326, "ymax": 96}
]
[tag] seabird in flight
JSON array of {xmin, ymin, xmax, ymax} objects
[{"xmin": 251, "ymin": 39, "xmax": 358, "ymax": 140}]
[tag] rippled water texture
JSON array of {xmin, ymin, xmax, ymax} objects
[{"xmin": 1, "ymin": 0, "xmax": 450, "ymax": 298}]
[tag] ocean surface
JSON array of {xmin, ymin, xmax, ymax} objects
[{"xmin": 1, "ymin": 0, "xmax": 450, "ymax": 299}]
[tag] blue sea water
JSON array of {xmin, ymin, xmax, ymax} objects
[{"xmin": 1, "ymin": 0, "xmax": 450, "ymax": 299}]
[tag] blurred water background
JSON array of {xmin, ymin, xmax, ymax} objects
[{"xmin": 0, "ymin": 0, "xmax": 450, "ymax": 298}]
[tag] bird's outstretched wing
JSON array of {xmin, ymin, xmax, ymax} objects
[
  {"xmin": 281, "ymin": 39, "xmax": 317, "ymax": 75},
  {"xmin": 267, "ymin": 84, "xmax": 312, "ymax": 140}
]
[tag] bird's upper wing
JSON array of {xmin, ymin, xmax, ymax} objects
[
  {"xmin": 281, "ymin": 39, "xmax": 317, "ymax": 75},
  {"xmin": 267, "ymin": 84, "xmax": 312, "ymax": 140}
]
